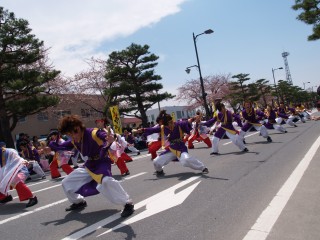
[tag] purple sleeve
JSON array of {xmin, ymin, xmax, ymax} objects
[
  {"xmin": 49, "ymin": 140, "xmax": 74, "ymax": 151},
  {"xmin": 143, "ymin": 126, "xmax": 161, "ymax": 137},
  {"xmin": 96, "ymin": 129, "xmax": 108, "ymax": 144},
  {"xmin": 178, "ymin": 120, "xmax": 192, "ymax": 134},
  {"xmin": 256, "ymin": 110, "xmax": 266, "ymax": 118},
  {"xmin": 202, "ymin": 117, "xmax": 217, "ymax": 127}
]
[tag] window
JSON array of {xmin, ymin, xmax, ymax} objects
[
  {"xmin": 37, "ymin": 111, "xmax": 49, "ymax": 121},
  {"xmin": 176, "ymin": 111, "xmax": 182, "ymax": 119},
  {"xmin": 18, "ymin": 116, "xmax": 26, "ymax": 122},
  {"xmin": 81, "ymin": 109, "xmax": 103, "ymax": 119},
  {"xmin": 54, "ymin": 110, "xmax": 71, "ymax": 119}
]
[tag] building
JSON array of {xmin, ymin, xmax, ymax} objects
[
  {"xmin": 146, "ymin": 106, "xmax": 197, "ymax": 124},
  {"xmin": 11, "ymin": 94, "xmax": 105, "ymax": 140},
  {"xmin": 11, "ymin": 94, "xmax": 145, "ymax": 140},
  {"xmin": 11, "ymin": 94, "xmax": 195, "ymax": 141}
]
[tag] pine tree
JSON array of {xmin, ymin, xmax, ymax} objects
[
  {"xmin": 292, "ymin": 0, "xmax": 320, "ymax": 41},
  {"xmin": 104, "ymin": 43, "xmax": 174, "ymax": 127},
  {"xmin": 0, "ymin": 7, "xmax": 60, "ymax": 147}
]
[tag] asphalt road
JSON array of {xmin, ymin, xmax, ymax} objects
[{"xmin": 1, "ymin": 116, "xmax": 320, "ymax": 240}]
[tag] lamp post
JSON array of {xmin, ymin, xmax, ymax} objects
[
  {"xmin": 192, "ymin": 29, "xmax": 214, "ymax": 118},
  {"xmin": 303, "ymin": 81, "xmax": 310, "ymax": 90},
  {"xmin": 272, "ymin": 67, "xmax": 283, "ymax": 104}
]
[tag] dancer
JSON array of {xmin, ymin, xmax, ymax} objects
[
  {"xmin": 263, "ymin": 104, "xmax": 287, "ymax": 133},
  {"xmin": 140, "ymin": 110, "xmax": 209, "ymax": 176},
  {"xmin": 122, "ymin": 129, "xmax": 140, "ymax": 155},
  {"xmin": 109, "ymin": 132, "xmax": 131, "ymax": 176},
  {"xmin": 277, "ymin": 102, "xmax": 297, "ymax": 127},
  {"xmin": 96, "ymin": 119, "xmax": 133, "ymax": 165},
  {"xmin": 239, "ymin": 101, "xmax": 272, "ymax": 143},
  {"xmin": 0, "ymin": 146, "xmax": 38, "ymax": 207},
  {"xmin": 47, "ymin": 131, "xmax": 74, "ymax": 179},
  {"xmin": 48, "ymin": 115, "xmax": 134, "ymax": 217},
  {"xmin": 210, "ymin": 102, "xmax": 248, "ymax": 155},
  {"xmin": 19, "ymin": 140, "xmax": 46, "ymax": 179},
  {"xmin": 187, "ymin": 111, "xmax": 212, "ymax": 149},
  {"xmin": 145, "ymin": 116, "xmax": 162, "ymax": 160}
]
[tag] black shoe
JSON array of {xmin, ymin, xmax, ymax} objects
[
  {"xmin": 155, "ymin": 170, "xmax": 164, "ymax": 176},
  {"xmin": 65, "ymin": 201, "xmax": 87, "ymax": 211},
  {"xmin": 210, "ymin": 152, "xmax": 219, "ymax": 155},
  {"xmin": 137, "ymin": 152, "xmax": 140, "ymax": 156},
  {"xmin": 26, "ymin": 196, "xmax": 38, "ymax": 208},
  {"xmin": 243, "ymin": 148, "xmax": 249, "ymax": 152},
  {"xmin": 122, "ymin": 170, "xmax": 130, "ymax": 176},
  {"xmin": 73, "ymin": 166, "xmax": 79, "ymax": 169},
  {"xmin": 0, "ymin": 195, "xmax": 13, "ymax": 204},
  {"xmin": 26, "ymin": 177, "xmax": 32, "ymax": 181},
  {"xmin": 41, "ymin": 175, "xmax": 46, "ymax": 179},
  {"xmin": 294, "ymin": 124, "xmax": 298, "ymax": 127},
  {"xmin": 284, "ymin": 131, "xmax": 287, "ymax": 133},
  {"xmin": 121, "ymin": 203, "xmax": 134, "ymax": 217},
  {"xmin": 202, "ymin": 167, "xmax": 209, "ymax": 174},
  {"xmin": 267, "ymin": 136, "xmax": 272, "ymax": 142}
]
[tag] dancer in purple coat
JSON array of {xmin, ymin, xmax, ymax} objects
[
  {"xmin": 239, "ymin": 101, "xmax": 272, "ymax": 143},
  {"xmin": 48, "ymin": 115, "xmax": 134, "ymax": 217},
  {"xmin": 140, "ymin": 110, "xmax": 208, "ymax": 176}
]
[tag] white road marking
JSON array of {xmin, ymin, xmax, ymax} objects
[
  {"xmin": 0, "ymin": 199, "xmax": 68, "ymax": 225},
  {"xmin": 120, "ymin": 172, "xmax": 146, "ymax": 181},
  {"xmin": 97, "ymin": 180, "xmax": 201, "ymax": 237},
  {"xmin": 61, "ymin": 176, "xmax": 201, "ymax": 240},
  {"xmin": 242, "ymin": 135, "xmax": 320, "ymax": 240},
  {"xmin": 1, "ymin": 173, "xmax": 146, "ymax": 224},
  {"xmin": 12, "ymin": 184, "xmax": 62, "ymax": 200}
]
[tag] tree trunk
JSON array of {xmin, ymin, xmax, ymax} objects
[{"xmin": 0, "ymin": 114, "xmax": 15, "ymax": 148}]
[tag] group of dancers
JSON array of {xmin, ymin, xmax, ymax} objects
[{"xmin": 0, "ymin": 100, "xmax": 313, "ymax": 218}]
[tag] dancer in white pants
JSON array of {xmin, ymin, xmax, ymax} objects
[
  {"xmin": 141, "ymin": 110, "xmax": 208, "ymax": 176},
  {"xmin": 210, "ymin": 102, "xmax": 248, "ymax": 155},
  {"xmin": 48, "ymin": 115, "xmax": 134, "ymax": 217}
]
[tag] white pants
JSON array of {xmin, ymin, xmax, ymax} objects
[
  {"xmin": 273, "ymin": 124, "xmax": 286, "ymax": 133},
  {"xmin": 31, "ymin": 161, "xmax": 45, "ymax": 177},
  {"xmin": 127, "ymin": 146, "xmax": 139, "ymax": 153},
  {"xmin": 239, "ymin": 125, "xmax": 269, "ymax": 139},
  {"xmin": 211, "ymin": 131, "xmax": 246, "ymax": 153},
  {"xmin": 281, "ymin": 117, "xmax": 295, "ymax": 127},
  {"xmin": 153, "ymin": 151, "xmax": 205, "ymax": 172},
  {"xmin": 62, "ymin": 167, "xmax": 130, "ymax": 205}
]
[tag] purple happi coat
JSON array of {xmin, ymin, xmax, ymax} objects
[
  {"xmin": 144, "ymin": 120, "xmax": 192, "ymax": 158},
  {"xmin": 49, "ymin": 128, "xmax": 112, "ymax": 197}
]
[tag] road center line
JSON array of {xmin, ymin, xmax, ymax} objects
[{"xmin": 242, "ymin": 135, "xmax": 320, "ymax": 240}]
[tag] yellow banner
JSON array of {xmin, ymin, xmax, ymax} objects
[
  {"xmin": 171, "ymin": 112, "xmax": 176, "ymax": 122},
  {"xmin": 109, "ymin": 105, "xmax": 122, "ymax": 134}
]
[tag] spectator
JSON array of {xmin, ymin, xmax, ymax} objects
[
  {"xmin": 122, "ymin": 129, "xmax": 140, "ymax": 155},
  {"xmin": 32, "ymin": 136, "xmax": 41, "ymax": 149}
]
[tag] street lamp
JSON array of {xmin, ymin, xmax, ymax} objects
[
  {"xmin": 303, "ymin": 81, "xmax": 310, "ymax": 90},
  {"xmin": 185, "ymin": 65, "xmax": 199, "ymax": 74},
  {"xmin": 192, "ymin": 29, "xmax": 214, "ymax": 118},
  {"xmin": 272, "ymin": 67, "xmax": 283, "ymax": 104}
]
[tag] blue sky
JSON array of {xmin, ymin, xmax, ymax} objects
[{"xmin": 2, "ymin": 0, "xmax": 319, "ymax": 108}]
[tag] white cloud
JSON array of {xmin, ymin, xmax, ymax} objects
[{"xmin": 2, "ymin": 0, "xmax": 186, "ymax": 76}]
